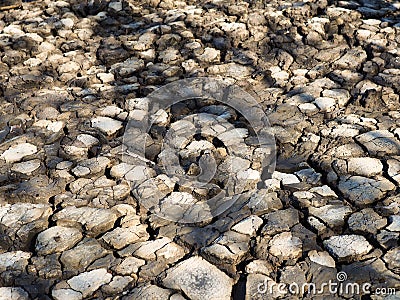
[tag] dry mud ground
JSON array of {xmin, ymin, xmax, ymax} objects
[{"xmin": 0, "ymin": 0, "xmax": 400, "ymax": 299}]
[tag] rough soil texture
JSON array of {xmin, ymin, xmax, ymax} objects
[{"xmin": 0, "ymin": 0, "xmax": 400, "ymax": 299}]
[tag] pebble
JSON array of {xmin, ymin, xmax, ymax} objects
[
  {"xmin": 338, "ymin": 175, "xmax": 395, "ymax": 206},
  {"xmin": 308, "ymin": 250, "xmax": 336, "ymax": 268},
  {"xmin": 309, "ymin": 205, "xmax": 352, "ymax": 228},
  {"xmin": 91, "ymin": 116, "xmax": 123, "ymax": 136},
  {"xmin": 272, "ymin": 171, "xmax": 300, "ymax": 185},
  {"xmin": 348, "ymin": 208, "xmax": 387, "ymax": 234},
  {"xmin": 387, "ymin": 215, "xmax": 400, "ymax": 232},
  {"xmin": 323, "ymin": 235, "xmax": 373, "ymax": 262},
  {"xmin": 231, "ymin": 215, "xmax": 263, "ymax": 236},
  {"xmin": 1, "ymin": 143, "xmax": 37, "ymax": 163},
  {"xmin": 35, "ymin": 226, "xmax": 82, "ymax": 255},
  {"xmin": 0, "ymin": 287, "xmax": 29, "ymax": 300},
  {"xmin": 356, "ymin": 130, "xmax": 400, "ymax": 156},
  {"xmin": 11, "ymin": 159, "xmax": 41, "ymax": 175},
  {"xmin": 0, "ymin": 251, "xmax": 31, "ymax": 272},
  {"xmin": 67, "ymin": 268, "xmax": 112, "ymax": 297},
  {"xmin": 269, "ymin": 232, "xmax": 303, "ymax": 260},
  {"xmin": 162, "ymin": 256, "xmax": 233, "ymax": 300}
]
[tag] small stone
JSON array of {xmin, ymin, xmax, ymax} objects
[
  {"xmin": 0, "ymin": 203, "xmax": 52, "ymax": 251},
  {"xmin": 71, "ymin": 166, "xmax": 90, "ymax": 177},
  {"xmin": 245, "ymin": 260, "xmax": 273, "ymax": 275},
  {"xmin": 162, "ymin": 256, "xmax": 233, "ymax": 300},
  {"xmin": 155, "ymin": 191, "xmax": 213, "ymax": 223},
  {"xmin": 308, "ymin": 205, "xmax": 352, "ymax": 229},
  {"xmin": 0, "ymin": 251, "xmax": 31, "ymax": 272},
  {"xmin": 202, "ymin": 231, "xmax": 250, "ymax": 265},
  {"xmin": 102, "ymin": 276, "xmax": 133, "ymax": 295},
  {"xmin": 31, "ymin": 253, "xmax": 62, "ymax": 279},
  {"xmin": 309, "ymin": 185, "xmax": 337, "ymax": 197},
  {"xmin": 348, "ymin": 208, "xmax": 387, "ymax": 234},
  {"xmin": 60, "ymin": 18, "xmax": 74, "ymax": 29},
  {"xmin": 11, "ymin": 159, "xmax": 41, "ymax": 175},
  {"xmin": 269, "ymin": 232, "xmax": 302, "ymax": 260},
  {"xmin": 110, "ymin": 163, "xmax": 135, "ymax": 178},
  {"xmin": 76, "ymin": 134, "xmax": 99, "ymax": 148},
  {"xmin": 53, "ymin": 206, "xmax": 118, "ymax": 236},
  {"xmin": 67, "ymin": 269, "xmax": 112, "ymax": 298},
  {"xmin": 231, "ymin": 215, "xmax": 263, "ymax": 236},
  {"xmin": 322, "ymin": 89, "xmax": 350, "ymax": 107},
  {"xmin": 329, "ymin": 124, "xmax": 360, "ymax": 137},
  {"xmin": 308, "ymin": 250, "xmax": 336, "ymax": 268},
  {"xmin": 307, "ymin": 216, "xmax": 327, "ymax": 234},
  {"xmin": 261, "ymin": 208, "xmax": 299, "ymax": 235},
  {"xmin": 263, "ymin": 179, "xmax": 281, "ymax": 192},
  {"xmin": 377, "ymin": 230, "xmax": 399, "ymax": 249},
  {"xmin": 356, "ymin": 29, "xmax": 371, "ymax": 40},
  {"xmin": 247, "ymin": 190, "xmax": 282, "ymax": 215},
  {"xmin": 196, "ymin": 47, "xmax": 220, "ymax": 63},
  {"xmin": 60, "ymin": 238, "xmax": 109, "ymax": 271},
  {"xmin": 314, "ymin": 97, "xmax": 336, "ymax": 112},
  {"xmin": 0, "ymin": 287, "xmax": 29, "ymax": 300},
  {"xmin": 355, "ymin": 130, "xmax": 400, "ymax": 156},
  {"xmin": 272, "ymin": 171, "xmax": 300, "ymax": 185},
  {"xmin": 159, "ymin": 49, "xmax": 180, "ymax": 64},
  {"xmin": 101, "ymin": 105, "xmax": 122, "ymax": 117},
  {"xmin": 124, "ymin": 284, "xmax": 172, "ymax": 300},
  {"xmin": 91, "ymin": 116, "xmax": 123, "ymax": 136},
  {"xmin": 323, "ymin": 235, "xmax": 373, "ymax": 262},
  {"xmin": 109, "ymin": 1, "xmax": 122, "ymax": 11},
  {"xmin": 271, "ymin": 70, "xmax": 289, "ymax": 82},
  {"xmin": 217, "ymin": 128, "xmax": 248, "ymax": 146},
  {"xmin": 119, "ymin": 237, "xmax": 185, "ymax": 264},
  {"xmin": 334, "ymin": 47, "xmax": 367, "ymax": 69},
  {"xmin": 1, "ymin": 143, "xmax": 37, "ymax": 163},
  {"xmin": 295, "ymin": 168, "xmax": 321, "ymax": 184},
  {"xmin": 347, "ymin": 157, "xmax": 383, "ymax": 177},
  {"xmin": 58, "ymin": 61, "xmax": 80, "ymax": 74},
  {"xmin": 387, "ymin": 157, "xmax": 400, "ymax": 184},
  {"xmin": 298, "ymin": 103, "xmax": 318, "ymax": 113},
  {"xmin": 72, "ymin": 157, "xmax": 110, "ymax": 177},
  {"xmin": 114, "ymin": 257, "xmax": 146, "ymax": 275},
  {"xmin": 33, "ymin": 120, "xmax": 64, "ymax": 133},
  {"xmin": 97, "ymin": 73, "xmax": 115, "ymax": 83},
  {"xmin": 151, "ymin": 109, "xmax": 168, "ymax": 125},
  {"xmin": 387, "ymin": 215, "xmax": 400, "ymax": 232},
  {"xmin": 37, "ymin": 106, "xmax": 60, "ymax": 120},
  {"xmin": 101, "ymin": 224, "xmax": 149, "ymax": 249},
  {"xmin": 156, "ymin": 241, "xmax": 186, "ymax": 263},
  {"xmin": 383, "ymin": 247, "xmax": 400, "ymax": 273},
  {"xmin": 35, "ymin": 226, "xmax": 82, "ymax": 255},
  {"xmin": 52, "ymin": 289, "xmax": 82, "ymax": 300},
  {"xmin": 338, "ymin": 175, "xmax": 395, "ymax": 206}
]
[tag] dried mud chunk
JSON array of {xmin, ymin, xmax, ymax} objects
[
  {"xmin": 355, "ymin": 130, "xmax": 400, "ymax": 157},
  {"xmin": 338, "ymin": 175, "xmax": 395, "ymax": 207},
  {"xmin": 162, "ymin": 256, "xmax": 233, "ymax": 300},
  {"xmin": 323, "ymin": 235, "xmax": 372, "ymax": 262}
]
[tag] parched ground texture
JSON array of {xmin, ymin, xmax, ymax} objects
[{"xmin": 0, "ymin": 0, "xmax": 400, "ymax": 299}]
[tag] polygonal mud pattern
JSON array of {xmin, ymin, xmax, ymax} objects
[{"xmin": 0, "ymin": 0, "xmax": 400, "ymax": 299}]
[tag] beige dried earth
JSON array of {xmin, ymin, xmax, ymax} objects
[{"xmin": 0, "ymin": 0, "xmax": 400, "ymax": 299}]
